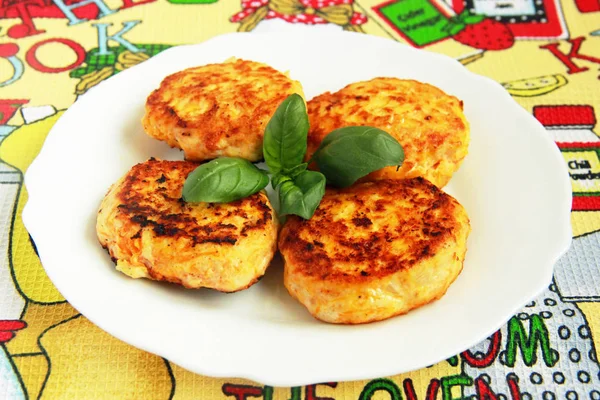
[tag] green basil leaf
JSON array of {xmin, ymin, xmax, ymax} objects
[
  {"xmin": 311, "ymin": 126, "xmax": 404, "ymax": 188},
  {"xmin": 278, "ymin": 170, "xmax": 326, "ymax": 219},
  {"xmin": 182, "ymin": 157, "xmax": 269, "ymax": 203},
  {"xmin": 272, "ymin": 172, "xmax": 291, "ymax": 189},
  {"xmin": 263, "ymin": 94, "xmax": 308, "ymax": 175},
  {"xmin": 284, "ymin": 162, "xmax": 308, "ymax": 179},
  {"xmin": 272, "ymin": 162, "xmax": 307, "ymax": 193}
]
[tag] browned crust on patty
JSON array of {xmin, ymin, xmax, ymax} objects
[
  {"xmin": 113, "ymin": 158, "xmax": 272, "ymax": 245},
  {"xmin": 279, "ymin": 177, "xmax": 463, "ymax": 283}
]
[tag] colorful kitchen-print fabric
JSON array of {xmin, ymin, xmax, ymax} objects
[{"xmin": 1, "ymin": 0, "xmax": 600, "ymax": 398}]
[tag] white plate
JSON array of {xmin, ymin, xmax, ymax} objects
[{"xmin": 23, "ymin": 31, "xmax": 572, "ymax": 386}]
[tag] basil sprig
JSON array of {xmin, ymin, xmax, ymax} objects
[
  {"xmin": 309, "ymin": 126, "xmax": 405, "ymax": 188},
  {"xmin": 182, "ymin": 158, "xmax": 269, "ymax": 203},
  {"xmin": 182, "ymin": 94, "xmax": 404, "ymax": 220},
  {"xmin": 263, "ymin": 94, "xmax": 326, "ymax": 219}
]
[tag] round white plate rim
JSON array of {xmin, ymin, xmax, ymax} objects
[{"xmin": 22, "ymin": 30, "xmax": 572, "ymax": 386}]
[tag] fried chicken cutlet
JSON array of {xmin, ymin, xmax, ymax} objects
[
  {"xmin": 279, "ymin": 178, "xmax": 470, "ymax": 324},
  {"xmin": 142, "ymin": 59, "xmax": 304, "ymax": 162},
  {"xmin": 307, "ymin": 78, "xmax": 469, "ymax": 188},
  {"xmin": 96, "ymin": 159, "xmax": 279, "ymax": 292}
]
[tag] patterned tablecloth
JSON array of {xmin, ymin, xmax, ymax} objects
[{"xmin": 1, "ymin": 0, "xmax": 600, "ymax": 398}]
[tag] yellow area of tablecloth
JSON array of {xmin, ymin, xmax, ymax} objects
[{"xmin": 1, "ymin": 0, "xmax": 599, "ymax": 398}]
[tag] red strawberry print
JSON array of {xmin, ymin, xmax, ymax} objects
[{"xmin": 453, "ymin": 18, "xmax": 515, "ymax": 50}]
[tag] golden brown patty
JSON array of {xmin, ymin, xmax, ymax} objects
[
  {"xmin": 279, "ymin": 178, "xmax": 470, "ymax": 324},
  {"xmin": 306, "ymin": 78, "xmax": 469, "ymax": 188},
  {"xmin": 96, "ymin": 158, "xmax": 279, "ymax": 292},
  {"xmin": 142, "ymin": 59, "xmax": 304, "ymax": 162}
]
